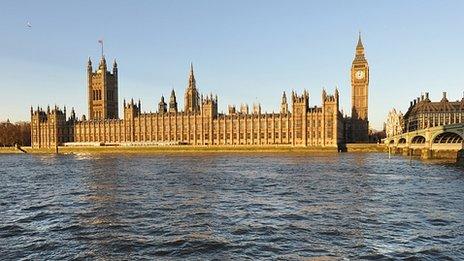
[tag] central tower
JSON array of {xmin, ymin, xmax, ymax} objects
[
  {"xmin": 184, "ymin": 63, "xmax": 200, "ymax": 113},
  {"xmin": 87, "ymin": 56, "xmax": 118, "ymax": 120},
  {"xmin": 350, "ymin": 33, "xmax": 369, "ymax": 142}
]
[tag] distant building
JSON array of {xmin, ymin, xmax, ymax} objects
[
  {"xmin": 403, "ymin": 92, "xmax": 464, "ymax": 132},
  {"xmin": 385, "ymin": 109, "xmax": 404, "ymax": 137}
]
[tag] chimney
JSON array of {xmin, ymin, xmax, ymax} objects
[
  {"xmin": 425, "ymin": 92, "xmax": 429, "ymax": 100},
  {"xmin": 410, "ymin": 101, "xmax": 413, "ymax": 107},
  {"xmin": 443, "ymin": 92, "xmax": 447, "ymax": 99},
  {"xmin": 421, "ymin": 94, "xmax": 424, "ymax": 101}
]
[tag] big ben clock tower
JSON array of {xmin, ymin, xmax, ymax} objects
[{"xmin": 350, "ymin": 33, "xmax": 369, "ymax": 142}]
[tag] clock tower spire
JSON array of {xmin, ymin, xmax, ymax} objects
[
  {"xmin": 356, "ymin": 32, "xmax": 364, "ymax": 53},
  {"xmin": 350, "ymin": 32, "xmax": 369, "ymax": 142}
]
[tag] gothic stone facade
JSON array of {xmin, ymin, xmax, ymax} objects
[
  {"xmin": 31, "ymin": 96, "xmax": 342, "ymax": 148},
  {"xmin": 31, "ymin": 57, "xmax": 343, "ymax": 148},
  {"xmin": 31, "ymin": 36, "xmax": 380, "ymax": 149}
]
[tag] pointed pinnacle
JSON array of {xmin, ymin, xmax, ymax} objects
[{"xmin": 357, "ymin": 31, "xmax": 364, "ymax": 49}]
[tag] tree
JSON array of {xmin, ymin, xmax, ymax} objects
[{"xmin": 0, "ymin": 121, "xmax": 31, "ymax": 146}]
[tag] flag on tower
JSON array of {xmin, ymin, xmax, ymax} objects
[{"xmin": 98, "ymin": 39, "xmax": 104, "ymax": 56}]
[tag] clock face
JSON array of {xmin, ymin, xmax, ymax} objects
[{"xmin": 355, "ymin": 70, "xmax": 365, "ymax": 80}]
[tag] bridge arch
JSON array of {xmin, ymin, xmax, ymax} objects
[
  {"xmin": 389, "ymin": 139, "xmax": 395, "ymax": 144},
  {"xmin": 432, "ymin": 132, "xmax": 463, "ymax": 144},
  {"xmin": 411, "ymin": 135, "xmax": 426, "ymax": 144},
  {"xmin": 398, "ymin": 138, "xmax": 406, "ymax": 144}
]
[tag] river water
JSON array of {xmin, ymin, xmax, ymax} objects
[{"xmin": 0, "ymin": 153, "xmax": 463, "ymax": 260}]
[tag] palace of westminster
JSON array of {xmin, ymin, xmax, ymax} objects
[{"xmin": 31, "ymin": 36, "xmax": 371, "ymax": 148}]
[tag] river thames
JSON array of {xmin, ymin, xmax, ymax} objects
[{"xmin": 0, "ymin": 153, "xmax": 463, "ymax": 260}]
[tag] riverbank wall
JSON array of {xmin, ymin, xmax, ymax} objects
[
  {"xmin": 0, "ymin": 143, "xmax": 392, "ymax": 155},
  {"xmin": 345, "ymin": 143, "xmax": 387, "ymax": 153},
  {"xmin": 3, "ymin": 144, "xmax": 461, "ymax": 162},
  {"xmin": 0, "ymin": 143, "xmax": 464, "ymax": 164},
  {"xmin": 387, "ymin": 146, "xmax": 464, "ymax": 162},
  {"xmin": 0, "ymin": 147, "xmax": 22, "ymax": 154},
  {"xmin": 0, "ymin": 145, "xmax": 341, "ymax": 155}
]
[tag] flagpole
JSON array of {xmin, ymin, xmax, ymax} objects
[
  {"xmin": 101, "ymin": 41, "xmax": 104, "ymax": 57},
  {"xmin": 98, "ymin": 39, "xmax": 104, "ymax": 57}
]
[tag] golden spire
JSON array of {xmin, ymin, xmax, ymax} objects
[
  {"xmin": 188, "ymin": 62, "xmax": 196, "ymax": 89},
  {"xmin": 354, "ymin": 32, "xmax": 366, "ymax": 58},
  {"xmin": 356, "ymin": 31, "xmax": 364, "ymax": 49}
]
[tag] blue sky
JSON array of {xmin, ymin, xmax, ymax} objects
[{"xmin": 1, "ymin": 0, "xmax": 463, "ymax": 129}]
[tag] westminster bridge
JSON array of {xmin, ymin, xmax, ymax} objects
[{"xmin": 385, "ymin": 123, "xmax": 464, "ymax": 160}]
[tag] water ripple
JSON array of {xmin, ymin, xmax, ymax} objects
[{"xmin": 0, "ymin": 153, "xmax": 463, "ymax": 259}]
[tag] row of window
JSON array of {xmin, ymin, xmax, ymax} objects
[
  {"xmin": 74, "ymin": 132, "xmax": 329, "ymax": 142},
  {"xmin": 72, "ymin": 127, "xmax": 326, "ymax": 135}
]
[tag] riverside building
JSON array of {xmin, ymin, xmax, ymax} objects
[
  {"xmin": 31, "ymin": 37, "xmax": 369, "ymax": 149},
  {"xmin": 403, "ymin": 92, "xmax": 464, "ymax": 132}
]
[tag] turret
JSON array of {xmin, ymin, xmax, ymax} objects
[
  {"xmin": 322, "ymin": 88, "xmax": 327, "ymax": 100},
  {"xmin": 281, "ymin": 91, "xmax": 288, "ymax": 114},
  {"xmin": 158, "ymin": 95, "xmax": 167, "ymax": 113},
  {"xmin": 201, "ymin": 92, "xmax": 218, "ymax": 118},
  {"xmin": 98, "ymin": 55, "xmax": 107, "ymax": 70},
  {"xmin": 112, "ymin": 59, "xmax": 118, "ymax": 75},
  {"xmin": 292, "ymin": 90, "xmax": 309, "ymax": 114},
  {"xmin": 70, "ymin": 107, "xmax": 76, "ymax": 121},
  {"xmin": 87, "ymin": 57, "xmax": 92, "ymax": 73},
  {"xmin": 123, "ymin": 98, "xmax": 141, "ymax": 120},
  {"xmin": 169, "ymin": 89, "xmax": 178, "ymax": 113},
  {"xmin": 228, "ymin": 105, "xmax": 236, "ymax": 115}
]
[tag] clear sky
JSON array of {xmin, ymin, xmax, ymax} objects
[{"xmin": 1, "ymin": 0, "xmax": 463, "ymax": 129}]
